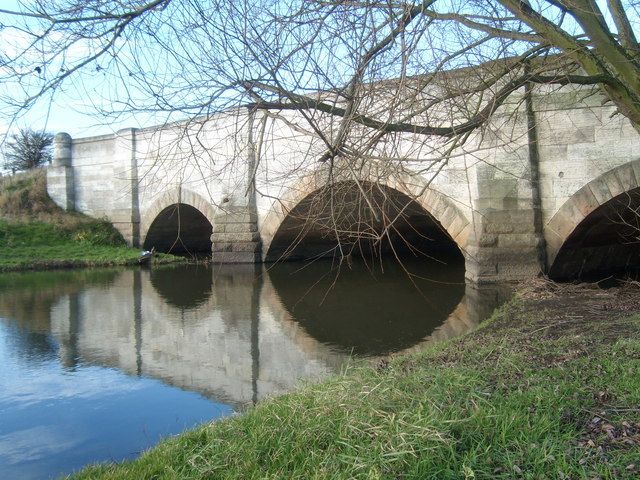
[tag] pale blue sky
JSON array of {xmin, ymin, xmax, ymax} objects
[{"xmin": 0, "ymin": 0, "xmax": 636, "ymax": 145}]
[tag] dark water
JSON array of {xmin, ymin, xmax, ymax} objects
[{"xmin": 0, "ymin": 259, "xmax": 507, "ymax": 479}]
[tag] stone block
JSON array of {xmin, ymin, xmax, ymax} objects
[
  {"xmin": 614, "ymin": 163, "xmax": 638, "ymax": 192},
  {"xmin": 588, "ymin": 180, "xmax": 612, "ymax": 205},
  {"xmin": 501, "ymin": 196, "xmax": 521, "ymax": 210},
  {"xmin": 214, "ymin": 212, "xmax": 258, "ymax": 224},
  {"xmin": 549, "ymin": 161, "xmax": 591, "ymax": 181},
  {"xmin": 232, "ymin": 242, "xmax": 262, "ymax": 253},
  {"xmin": 454, "ymin": 223, "xmax": 472, "ymax": 247},
  {"xmin": 109, "ymin": 211, "xmax": 134, "ymax": 224},
  {"xmin": 539, "ymin": 178, "xmax": 555, "ymax": 199},
  {"xmin": 446, "ymin": 169, "xmax": 469, "ymax": 184},
  {"xmin": 427, "ymin": 196, "xmax": 448, "ymax": 220},
  {"xmin": 539, "ymin": 125, "xmax": 595, "ymax": 146},
  {"xmin": 211, "ymin": 242, "xmax": 233, "ymax": 252},
  {"xmin": 533, "ymin": 90, "xmax": 604, "ymax": 112},
  {"xmin": 553, "ymin": 178, "xmax": 589, "ymax": 198},
  {"xmin": 546, "ymin": 201, "xmax": 584, "ymax": 241},
  {"xmin": 571, "ymin": 186, "xmax": 599, "ymax": 217},
  {"xmin": 476, "ymin": 165, "xmax": 496, "ymax": 181},
  {"xmin": 464, "ymin": 234, "xmax": 544, "ymax": 283},
  {"xmin": 496, "ymin": 260, "xmax": 541, "ymax": 279},
  {"xmin": 594, "ymin": 118, "xmax": 638, "ymax": 144},
  {"xmin": 212, "ymin": 251, "xmax": 261, "ymax": 263},
  {"xmin": 497, "ymin": 233, "xmax": 541, "ymax": 248},
  {"xmin": 473, "ymin": 198, "xmax": 493, "ymax": 211},
  {"xmin": 538, "ymin": 145, "xmax": 568, "ymax": 164},
  {"xmin": 567, "ymin": 140, "xmax": 634, "ymax": 167},
  {"xmin": 212, "ymin": 231, "xmax": 261, "ymax": 242},
  {"xmin": 465, "ymin": 262, "xmax": 498, "ymax": 282},
  {"xmin": 214, "ymin": 222, "xmax": 258, "ymax": 234},
  {"xmin": 602, "ymin": 169, "xmax": 625, "ymax": 198},
  {"xmin": 544, "ymin": 231, "xmax": 564, "ymax": 265},
  {"xmin": 464, "ymin": 251, "xmax": 498, "ymax": 278},
  {"xmin": 477, "ymin": 234, "xmax": 498, "ymax": 247},
  {"xmin": 480, "ymin": 209, "xmax": 536, "ymax": 235},
  {"xmin": 46, "ymin": 165, "xmax": 75, "ymax": 211},
  {"xmin": 631, "ymin": 160, "xmax": 640, "ymax": 188},
  {"xmin": 478, "ymin": 177, "xmax": 518, "ymax": 201},
  {"xmin": 540, "ymin": 198, "xmax": 557, "ymax": 225},
  {"xmin": 445, "ymin": 215, "xmax": 467, "ymax": 241}
]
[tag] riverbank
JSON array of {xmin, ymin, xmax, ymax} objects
[
  {"xmin": 0, "ymin": 170, "xmax": 181, "ymax": 271},
  {"xmin": 72, "ymin": 281, "xmax": 640, "ymax": 479},
  {"xmin": 0, "ymin": 219, "xmax": 179, "ymax": 271}
]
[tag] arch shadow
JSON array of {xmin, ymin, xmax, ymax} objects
[
  {"xmin": 260, "ymin": 170, "xmax": 472, "ymax": 263},
  {"xmin": 141, "ymin": 188, "xmax": 216, "ymax": 254},
  {"xmin": 546, "ymin": 160, "xmax": 640, "ymax": 278}
]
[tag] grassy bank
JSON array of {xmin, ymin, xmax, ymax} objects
[
  {"xmin": 0, "ymin": 170, "xmax": 179, "ymax": 271},
  {"xmin": 72, "ymin": 283, "xmax": 640, "ymax": 479}
]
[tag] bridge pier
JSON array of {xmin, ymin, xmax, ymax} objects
[
  {"xmin": 112, "ymin": 128, "xmax": 141, "ymax": 246},
  {"xmin": 464, "ymin": 209, "xmax": 545, "ymax": 284},
  {"xmin": 211, "ymin": 208, "xmax": 262, "ymax": 263},
  {"xmin": 211, "ymin": 109, "xmax": 262, "ymax": 263}
]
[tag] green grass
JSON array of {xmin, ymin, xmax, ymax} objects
[
  {"xmin": 0, "ymin": 170, "xmax": 182, "ymax": 271},
  {"xmin": 0, "ymin": 217, "xmax": 180, "ymax": 271},
  {"xmin": 71, "ymin": 297, "xmax": 640, "ymax": 479}
]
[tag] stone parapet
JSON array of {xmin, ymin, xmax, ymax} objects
[{"xmin": 47, "ymin": 133, "xmax": 75, "ymax": 211}]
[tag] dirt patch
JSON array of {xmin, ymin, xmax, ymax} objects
[
  {"xmin": 481, "ymin": 278, "xmax": 640, "ymax": 346},
  {"xmin": 579, "ymin": 414, "xmax": 640, "ymax": 450}
]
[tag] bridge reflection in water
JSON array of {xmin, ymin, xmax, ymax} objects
[{"xmin": 32, "ymin": 261, "xmax": 506, "ymax": 409}]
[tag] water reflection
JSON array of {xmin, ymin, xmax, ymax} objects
[
  {"xmin": 1, "ymin": 262, "xmax": 511, "ymax": 406},
  {"xmin": 0, "ymin": 260, "xmax": 509, "ymax": 479},
  {"xmin": 150, "ymin": 265, "xmax": 213, "ymax": 309},
  {"xmin": 268, "ymin": 258, "xmax": 465, "ymax": 355}
]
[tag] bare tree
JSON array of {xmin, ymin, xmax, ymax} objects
[
  {"xmin": 3, "ymin": 128, "xmax": 53, "ymax": 172},
  {"xmin": 0, "ymin": 1, "xmax": 639, "ymax": 261},
  {"xmin": 0, "ymin": 1, "xmax": 638, "ymax": 130}
]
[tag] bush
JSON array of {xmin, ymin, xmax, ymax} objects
[
  {"xmin": 0, "ymin": 170, "xmax": 59, "ymax": 217},
  {"xmin": 71, "ymin": 220, "xmax": 126, "ymax": 246}
]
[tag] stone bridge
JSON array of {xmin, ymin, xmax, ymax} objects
[{"xmin": 47, "ymin": 84, "xmax": 640, "ymax": 283}]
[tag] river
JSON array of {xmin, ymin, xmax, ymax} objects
[{"xmin": 0, "ymin": 258, "xmax": 507, "ymax": 479}]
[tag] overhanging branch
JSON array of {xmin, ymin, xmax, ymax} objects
[{"xmin": 245, "ymin": 72, "xmax": 612, "ymax": 138}]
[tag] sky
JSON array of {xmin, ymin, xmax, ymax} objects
[
  {"xmin": 0, "ymin": 0, "xmax": 637, "ymax": 146},
  {"xmin": 0, "ymin": 0, "xmax": 169, "ymax": 144}
]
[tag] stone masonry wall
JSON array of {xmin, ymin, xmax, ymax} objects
[{"xmin": 47, "ymin": 84, "xmax": 640, "ymax": 282}]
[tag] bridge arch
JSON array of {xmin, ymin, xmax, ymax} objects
[
  {"xmin": 141, "ymin": 188, "xmax": 216, "ymax": 254},
  {"xmin": 546, "ymin": 159, "xmax": 640, "ymax": 278},
  {"xmin": 260, "ymin": 169, "xmax": 471, "ymax": 262}
]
